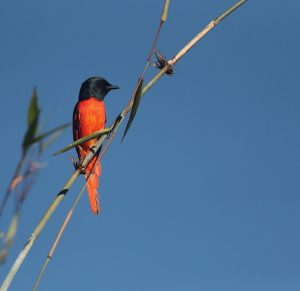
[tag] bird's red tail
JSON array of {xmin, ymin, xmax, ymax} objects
[{"xmin": 85, "ymin": 157, "xmax": 101, "ymax": 214}]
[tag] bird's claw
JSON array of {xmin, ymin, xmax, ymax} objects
[
  {"xmin": 72, "ymin": 158, "xmax": 86, "ymax": 174},
  {"xmin": 106, "ymin": 130, "xmax": 112, "ymax": 139}
]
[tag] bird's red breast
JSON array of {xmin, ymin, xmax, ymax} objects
[
  {"xmin": 73, "ymin": 97, "xmax": 106, "ymax": 153},
  {"xmin": 73, "ymin": 97, "xmax": 106, "ymax": 214}
]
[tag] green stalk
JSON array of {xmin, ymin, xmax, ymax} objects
[
  {"xmin": 214, "ymin": 0, "xmax": 246, "ymax": 25},
  {"xmin": 32, "ymin": 183, "xmax": 87, "ymax": 291},
  {"xmin": 0, "ymin": 170, "xmax": 80, "ymax": 291},
  {"xmin": 0, "ymin": 1, "xmax": 247, "ymax": 290}
]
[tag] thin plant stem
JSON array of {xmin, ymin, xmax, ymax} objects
[
  {"xmin": 0, "ymin": 153, "xmax": 26, "ymax": 216},
  {"xmin": 33, "ymin": 120, "xmax": 119, "ymax": 289},
  {"xmin": 0, "ymin": 1, "xmax": 247, "ymax": 290},
  {"xmin": 33, "ymin": 125, "xmax": 118, "ymax": 289},
  {"xmin": 118, "ymin": 0, "xmax": 170, "ymax": 136},
  {"xmin": 32, "ymin": 183, "xmax": 87, "ymax": 291},
  {"xmin": 31, "ymin": 2, "xmax": 170, "ymax": 285},
  {"xmin": 0, "ymin": 170, "xmax": 80, "ymax": 291}
]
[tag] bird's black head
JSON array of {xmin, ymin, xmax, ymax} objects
[{"xmin": 79, "ymin": 77, "xmax": 119, "ymax": 101}]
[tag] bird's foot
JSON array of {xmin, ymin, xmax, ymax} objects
[{"xmin": 72, "ymin": 158, "xmax": 86, "ymax": 174}]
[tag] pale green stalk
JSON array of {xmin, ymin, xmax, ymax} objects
[
  {"xmin": 0, "ymin": 1, "xmax": 247, "ymax": 290},
  {"xmin": 32, "ymin": 183, "xmax": 87, "ymax": 291}
]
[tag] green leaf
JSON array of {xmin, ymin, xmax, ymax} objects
[
  {"xmin": 52, "ymin": 126, "xmax": 113, "ymax": 156},
  {"xmin": 22, "ymin": 89, "xmax": 40, "ymax": 153},
  {"xmin": 36, "ymin": 123, "xmax": 71, "ymax": 154},
  {"xmin": 121, "ymin": 78, "xmax": 143, "ymax": 142},
  {"xmin": 34, "ymin": 123, "xmax": 70, "ymax": 144}
]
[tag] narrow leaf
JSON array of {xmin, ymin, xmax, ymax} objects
[
  {"xmin": 52, "ymin": 127, "xmax": 112, "ymax": 156},
  {"xmin": 39, "ymin": 131, "xmax": 64, "ymax": 154},
  {"xmin": 22, "ymin": 89, "xmax": 40, "ymax": 153},
  {"xmin": 35, "ymin": 123, "xmax": 70, "ymax": 154},
  {"xmin": 122, "ymin": 78, "xmax": 144, "ymax": 142},
  {"xmin": 33, "ymin": 123, "xmax": 70, "ymax": 144}
]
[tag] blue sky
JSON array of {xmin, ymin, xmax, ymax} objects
[{"xmin": 1, "ymin": 0, "xmax": 300, "ymax": 290}]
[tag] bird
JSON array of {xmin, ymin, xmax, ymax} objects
[{"xmin": 73, "ymin": 77, "xmax": 119, "ymax": 214}]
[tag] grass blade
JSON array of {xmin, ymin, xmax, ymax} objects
[
  {"xmin": 121, "ymin": 79, "xmax": 143, "ymax": 142},
  {"xmin": 33, "ymin": 123, "xmax": 70, "ymax": 144},
  {"xmin": 52, "ymin": 126, "xmax": 113, "ymax": 156},
  {"xmin": 22, "ymin": 89, "xmax": 40, "ymax": 153}
]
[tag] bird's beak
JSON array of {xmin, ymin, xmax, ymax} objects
[{"xmin": 107, "ymin": 84, "xmax": 120, "ymax": 90}]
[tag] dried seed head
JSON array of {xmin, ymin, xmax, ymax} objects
[{"xmin": 153, "ymin": 50, "xmax": 175, "ymax": 76}]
